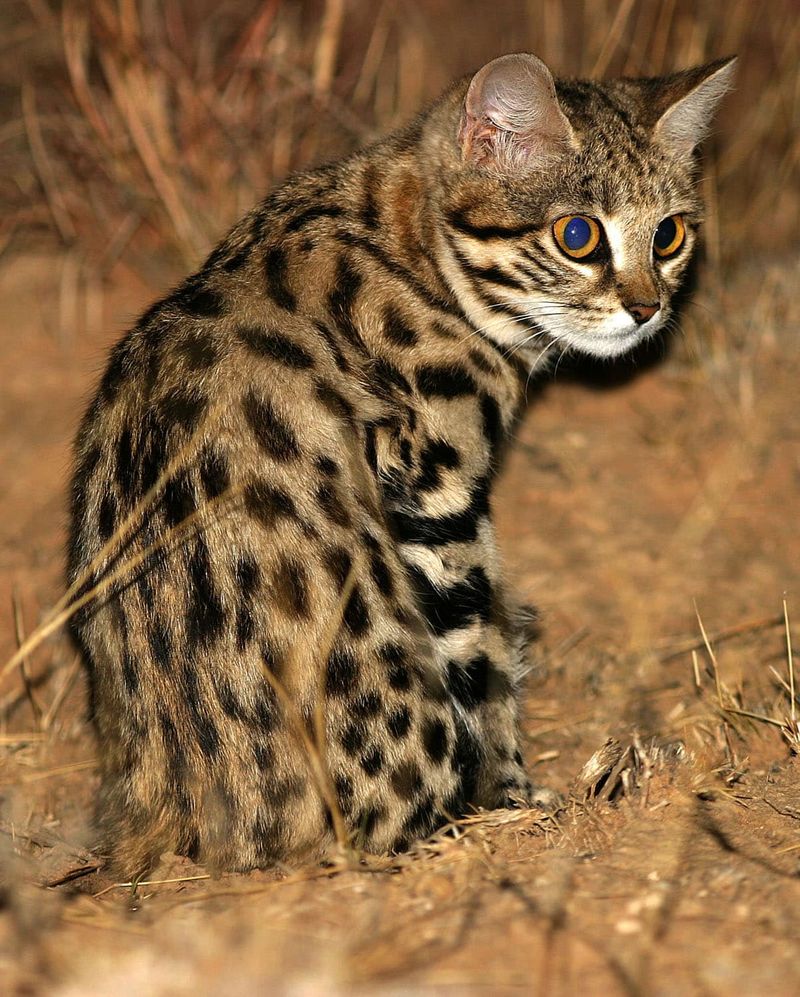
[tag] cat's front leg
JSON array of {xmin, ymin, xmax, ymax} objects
[{"xmin": 394, "ymin": 508, "xmax": 535, "ymax": 811}]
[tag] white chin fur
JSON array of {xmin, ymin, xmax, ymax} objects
[{"xmin": 546, "ymin": 312, "xmax": 665, "ymax": 360}]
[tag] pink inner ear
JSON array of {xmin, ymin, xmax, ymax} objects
[{"xmin": 460, "ymin": 53, "xmax": 576, "ymax": 169}]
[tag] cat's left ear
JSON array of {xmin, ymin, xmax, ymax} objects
[{"xmin": 652, "ymin": 56, "xmax": 737, "ymax": 159}]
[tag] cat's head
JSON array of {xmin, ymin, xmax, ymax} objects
[{"xmin": 437, "ymin": 52, "xmax": 735, "ymax": 360}]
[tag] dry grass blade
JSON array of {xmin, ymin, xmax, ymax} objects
[
  {"xmin": 0, "ymin": 732, "xmax": 46, "ymax": 744},
  {"xmin": 694, "ymin": 602, "xmax": 723, "ymax": 707},
  {"xmin": 0, "ymin": 405, "xmax": 227, "ymax": 687},
  {"xmin": 260, "ymin": 564, "xmax": 360, "ymax": 859},
  {"xmin": 784, "ymin": 599, "xmax": 795, "ymax": 724},
  {"xmin": 313, "ymin": 0, "xmax": 345, "ymax": 96},
  {"xmin": 0, "ymin": 481, "xmax": 241, "ymax": 687},
  {"xmin": 21, "ymin": 81, "xmax": 76, "ymax": 244},
  {"xmin": 590, "ymin": 0, "xmax": 636, "ymax": 78},
  {"xmin": 21, "ymin": 759, "xmax": 96, "ymax": 782},
  {"xmin": 658, "ymin": 613, "xmax": 784, "ymax": 662},
  {"xmin": 11, "ymin": 586, "xmax": 44, "ymax": 725},
  {"xmin": 41, "ymin": 652, "xmax": 82, "ymax": 730}
]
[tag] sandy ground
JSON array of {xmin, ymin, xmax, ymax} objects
[{"xmin": 1, "ymin": 249, "xmax": 799, "ymax": 995}]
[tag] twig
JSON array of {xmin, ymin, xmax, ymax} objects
[
  {"xmin": 658, "ymin": 614, "xmax": 784, "ymax": 663},
  {"xmin": 12, "ymin": 586, "xmax": 44, "ymax": 725}
]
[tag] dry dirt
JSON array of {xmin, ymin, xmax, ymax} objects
[{"xmin": 1, "ymin": 249, "xmax": 799, "ymax": 995}]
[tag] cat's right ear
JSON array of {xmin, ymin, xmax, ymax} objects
[{"xmin": 458, "ymin": 53, "xmax": 577, "ymax": 170}]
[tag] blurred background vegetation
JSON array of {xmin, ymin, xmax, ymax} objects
[{"xmin": 0, "ymin": 0, "xmax": 797, "ymax": 313}]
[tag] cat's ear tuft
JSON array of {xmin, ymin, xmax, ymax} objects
[
  {"xmin": 652, "ymin": 56, "xmax": 737, "ymax": 159},
  {"xmin": 458, "ymin": 53, "xmax": 577, "ymax": 170}
]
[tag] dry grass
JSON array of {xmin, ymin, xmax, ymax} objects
[{"xmin": 1, "ymin": 1, "xmax": 798, "ymax": 296}]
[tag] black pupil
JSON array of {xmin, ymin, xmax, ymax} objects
[{"xmin": 655, "ymin": 217, "xmax": 677, "ymax": 251}]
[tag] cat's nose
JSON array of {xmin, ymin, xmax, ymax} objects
[{"xmin": 626, "ymin": 302, "xmax": 660, "ymax": 325}]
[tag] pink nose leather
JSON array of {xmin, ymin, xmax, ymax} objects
[{"xmin": 627, "ymin": 302, "xmax": 660, "ymax": 324}]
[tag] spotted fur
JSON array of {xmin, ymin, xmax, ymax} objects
[{"xmin": 68, "ymin": 53, "xmax": 733, "ymax": 875}]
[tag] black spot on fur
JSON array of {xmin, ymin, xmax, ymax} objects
[
  {"xmin": 356, "ymin": 804, "xmax": 385, "ymax": 839},
  {"xmin": 253, "ymin": 741, "xmax": 273, "ymax": 771},
  {"xmin": 416, "ymin": 439, "xmax": 461, "ymax": 492},
  {"xmin": 416, "ymin": 364, "xmax": 477, "ymax": 399},
  {"xmin": 316, "ymin": 482, "xmax": 351, "ymax": 528},
  {"xmin": 242, "ymin": 392, "xmax": 300, "ymax": 461},
  {"xmin": 361, "ymin": 165, "xmax": 380, "ymax": 229},
  {"xmin": 264, "ymin": 245, "xmax": 297, "ymax": 311},
  {"xmin": 392, "ymin": 476, "xmax": 489, "ymax": 547},
  {"xmin": 422, "ymin": 716, "xmax": 449, "ymax": 765},
  {"xmin": 235, "ymin": 605, "xmax": 255, "ymax": 651},
  {"xmin": 245, "ymin": 480, "xmax": 297, "ymax": 528},
  {"xmin": 122, "ymin": 647, "xmax": 139, "ymax": 695},
  {"xmin": 186, "ymin": 537, "xmax": 226, "ymax": 647},
  {"xmin": 137, "ymin": 413, "xmax": 169, "ymax": 495},
  {"xmin": 352, "ymin": 691, "xmax": 381, "ymax": 718},
  {"xmin": 175, "ymin": 280, "xmax": 226, "ymax": 319},
  {"xmin": 181, "ymin": 662, "xmax": 220, "ymax": 758},
  {"xmin": 323, "ymin": 545, "xmax": 352, "ymax": 586},
  {"xmin": 316, "ymin": 382, "xmax": 354, "ymax": 424},
  {"xmin": 284, "ymin": 204, "xmax": 343, "ymax": 233},
  {"xmin": 316, "ymin": 455, "xmax": 339, "ymax": 477},
  {"xmin": 325, "ymin": 647, "xmax": 359, "ymax": 697},
  {"xmin": 362, "ymin": 533, "xmax": 394, "ymax": 598},
  {"xmin": 361, "ymin": 747, "xmax": 384, "ymax": 777},
  {"xmin": 314, "ymin": 320, "xmax": 351, "ymax": 373},
  {"xmin": 254, "ymin": 678, "xmax": 279, "ymax": 732},
  {"xmin": 161, "ymin": 389, "xmax": 208, "ymax": 434},
  {"xmin": 409, "ymin": 564, "xmax": 493, "ymax": 636},
  {"xmin": 114, "ymin": 429, "xmax": 135, "ymax": 495},
  {"xmin": 468, "ymin": 347, "xmax": 499, "ymax": 374},
  {"xmin": 213, "ymin": 674, "xmax": 249, "ymax": 721},
  {"xmin": 447, "ymin": 653, "xmax": 491, "ymax": 710},
  {"xmin": 178, "ymin": 331, "xmax": 220, "ymax": 369},
  {"xmin": 380, "ymin": 643, "xmax": 412, "ymax": 691},
  {"xmin": 236, "ymin": 553, "xmax": 261, "ymax": 597},
  {"xmin": 391, "ymin": 762, "xmax": 423, "ymax": 799},
  {"xmin": 98, "ymin": 493, "xmax": 117, "ymax": 541},
  {"xmin": 252, "ymin": 811, "xmax": 285, "ymax": 864},
  {"xmin": 343, "ymin": 584, "xmax": 371, "ymax": 637},
  {"xmin": 450, "ymin": 714, "xmax": 481, "ymax": 805},
  {"xmin": 363, "ymin": 424, "xmax": 378, "ymax": 473},
  {"xmin": 341, "ymin": 722, "xmax": 364, "ymax": 755},
  {"xmin": 382, "ymin": 306, "xmax": 418, "ymax": 347},
  {"xmin": 335, "ymin": 773, "xmax": 354, "ymax": 814},
  {"xmin": 403, "ymin": 794, "xmax": 439, "ymax": 836},
  {"xmin": 265, "ymin": 776, "xmax": 306, "ymax": 806},
  {"xmin": 386, "ymin": 706, "xmax": 411, "ymax": 740},
  {"xmin": 328, "ymin": 256, "xmax": 363, "ymax": 349},
  {"xmin": 372, "ymin": 359, "xmax": 412, "ymax": 397},
  {"xmin": 163, "ymin": 469, "xmax": 196, "ymax": 527},
  {"xmin": 100, "ymin": 336, "xmax": 134, "ymax": 405},
  {"xmin": 480, "ymin": 392, "xmax": 503, "ymax": 451},
  {"xmin": 199, "ymin": 446, "xmax": 230, "ymax": 499},
  {"xmin": 222, "ymin": 243, "xmax": 252, "ymax": 272},
  {"xmin": 148, "ymin": 617, "xmax": 172, "ymax": 671},
  {"xmin": 273, "ymin": 558, "xmax": 310, "ymax": 618},
  {"xmin": 238, "ymin": 325, "xmax": 314, "ymax": 369}
]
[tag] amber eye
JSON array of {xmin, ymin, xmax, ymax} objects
[
  {"xmin": 653, "ymin": 214, "xmax": 686, "ymax": 258},
  {"xmin": 553, "ymin": 215, "xmax": 602, "ymax": 260}
]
